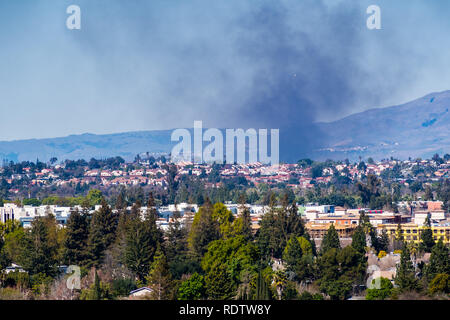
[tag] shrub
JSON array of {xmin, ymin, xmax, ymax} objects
[
  {"xmin": 110, "ymin": 278, "xmax": 136, "ymax": 298},
  {"xmin": 366, "ymin": 277, "xmax": 393, "ymax": 300},
  {"xmin": 428, "ymin": 274, "xmax": 449, "ymax": 295}
]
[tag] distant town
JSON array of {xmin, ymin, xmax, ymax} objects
[{"xmin": 1, "ymin": 153, "xmax": 449, "ymax": 202}]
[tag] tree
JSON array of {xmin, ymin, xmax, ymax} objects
[
  {"xmin": 351, "ymin": 226, "xmax": 366, "ymax": 254},
  {"xmin": 146, "ymin": 247, "xmax": 173, "ymax": 300},
  {"xmin": 424, "ymin": 186, "xmax": 434, "ymax": 201},
  {"xmin": 317, "ymin": 247, "xmax": 352, "ymax": 300},
  {"xmin": 92, "ymin": 270, "xmax": 102, "ymax": 300},
  {"xmin": 164, "ymin": 208, "xmax": 198, "ymax": 279},
  {"xmin": 337, "ymin": 246, "xmax": 367, "ymax": 288},
  {"xmin": 254, "ymin": 267, "xmax": 271, "ymax": 300},
  {"xmin": 124, "ymin": 216, "xmax": 155, "ymax": 281},
  {"xmin": 2, "ymin": 223, "xmax": 27, "ymax": 265},
  {"xmin": 365, "ymin": 277, "xmax": 393, "ymax": 300},
  {"xmin": 393, "ymin": 223, "xmax": 404, "ymax": 251},
  {"xmin": 188, "ymin": 201, "xmax": 220, "ymax": 259},
  {"xmin": 297, "ymin": 236, "xmax": 314, "ymax": 256},
  {"xmin": 86, "ymin": 189, "xmax": 103, "ymax": 206},
  {"xmin": 123, "ymin": 193, "xmax": 163, "ymax": 281},
  {"xmin": 394, "ymin": 243, "xmax": 419, "ymax": 292},
  {"xmin": 80, "ymin": 270, "xmax": 110, "ymax": 300},
  {"xmin": 0, "ymin": 227, "xmax": 10, "ymax": 271},
  {"xmin": 21, "ymin": 217, "xmax": 58, "ymax": 277},
  {"xmin": 177, "ymin": 273, "xmax": 205, "ymax": 300},
  {"xmin": 211, "ymin": 202, "xmax": 235, "ymax": 238},
  {"xmin": 64, "ymin": 208, "xmax": 89, "ymax": 266},
  {"xmin": 282, "ymin": 236, "xmax": 302, "ymax": 277},
  {"xmin": 425, "ymin": 239, "xmax": 450, "ymax": 281},
  {"xmin": 376, "ymin": 229, "xmax": 389, "ymax": 253},
  {"xmin": 257, "ymin": 203, "xmax": 305, "ymax": 260},
  {"xmin": 317, "ymin": 246, "xmax": 366, "ymax": 300},
  {"xmin": 235, "ymin": 199, "xmax": 253, "ymax": 240},
  {"xmin": 205, "ymin": 262, "xmax": 234, "ymax": 300},
  {"xmin": 419, "ymin": 216, "xmax": 435, "ymax": 253},
  {"xmin": 86, "ymin": 198, "xmax": 119, "ymax": 267},
  {"xmin": 356, "ymin": 174, "xmax": 380, "ymax": 207},
  {"xmin": 201, "ymin": 235, "xmax": 258, "ymax": 292},
  {"xmin": 320, "ymin": 224, "xmax": 341, "ymax": 254},
  {"xmin": 428, "ymin": 274, "xmax": 449, "ymax": 295}
]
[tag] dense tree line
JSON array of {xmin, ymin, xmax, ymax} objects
[{"xmin": 1, "ymin": 191, "xmax": 448, "ymax": 300}]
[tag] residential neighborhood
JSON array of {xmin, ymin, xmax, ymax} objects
[{"xmin": 0, "ymin": 154, "xmax": 449, "ymax": 301}]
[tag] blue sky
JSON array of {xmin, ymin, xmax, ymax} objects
[{"xmin": 1, "ymin": 0, "xmax": 450, "ymax": 141}]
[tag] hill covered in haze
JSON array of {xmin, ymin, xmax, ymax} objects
[
  {"xmin": 1, "ymin": 91, "xmax": 449, "ymax": 163},
  {"xmin": 313, "ymin": 90, "xmax": 450, "ymax": 160},
  {"xmin": 0, "ymin": 131, "xmax": 174, "ymax": 163}
]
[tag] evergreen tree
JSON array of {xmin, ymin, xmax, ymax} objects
[
  {"xmin": 93, "ymin": 270, "xmax": 102, "ymax": 300},
  {"xmin": 320, "ymin": 224, "xmax": 341, "ymax": 254},
  {"xmin": 395, "ymin": 243, "xmax": 419, "ymax": 292},
  {"xmin": 425, "ymin": 239, "xmax": 450, "ymax": 281},
  {"xmin": 188, "ymin": 200, "xmax": 220, "ymax": 259},
  {"xmin": 282, "ymin": 236, "xmax": 303, "ymax": 274},
  {"xmin": 351, "ymin": 225, "xmax": 366, "ymax": 254},
  {"xmin": 255, "ymin": 268, "xmax": 270, "ymax": 300},
  {"xmin": 64, "ymin": 208, "xmax": 89, "ymax": 266},
  {"xmin": 165, "ymin": 208, "xmax": 193, "ymax": 279},
  {"xmin": 420, "ymin": 216, "xmax": 435, "ymax": 253},
  {"xmin": 124, "ymin": 193, "xmax": 162, "ymax": 280},
  {"xmin": 115, "ymin": 191, "xmax": 127, "ymax": 210},
  {"xmin": 144, "ymin": 193, "xmax": 163, "ymax": 250},
  {"xmin": 146, "ymin": 247, "xmax": 173, "ymax": 300},
  {"xmin": 86, "ymin": 198, "xmax": 119, "ymax": 267},
  {"xmin": 393, "ymin": 223, "xmax": 404, "ymax": 251},
  {"xmin": 124, "ymin": 216, "xmax": 155, "ymax": 281},
  {"xmin": 21, "ymin": 217, "xmax": 58, "ymax": 277},
  {"xmin": 237, "ymin": 199, "xmax": 253, "ymax": 241},
  {"xmin": 377, "ymin": 229, "xmax": 389, "ymax": 253},
  {"xmin": 257, "ymin": 203, "xmax": 305, "ymax": 260},
  {"xmin": 165, "ymin": 209, "xmax": 187, "ymax": 259},
  {"xmin": 256, "ymin": 210, "xmax": 279, "ymax": 260},
  {"xmin": 205, "ymin": 262, "xmax": 234, "ymax": 300},
  {"xmin": 303, "ymin": 231, "xmax": 317, "ymax": 256}
]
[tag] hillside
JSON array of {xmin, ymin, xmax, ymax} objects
[
  {"xmin": 312, "ymin": 90, "xmax": 450, "ymax": 160},
  {"xmin": 1, "ymin": 91, "xmax": 449, "ymax": 162},
  {"xmin": 0, "ymin": 131, "xmax": 174, "ymax": 163}
]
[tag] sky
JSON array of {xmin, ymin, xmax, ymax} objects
[{"xmin": 1, "ymin": 0, "xmax": 450, "ymax": 141}]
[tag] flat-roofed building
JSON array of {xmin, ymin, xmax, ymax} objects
[
  {"xmin": 377, "ymin": 223, "xmax": 450, "ymax": 244},
  {"xmin": 305, "ymin": 222, "xmax": 358, "ymax": 239}
]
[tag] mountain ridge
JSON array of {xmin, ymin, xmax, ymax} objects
[{"xmin": 1, "ymin": 90, "xmax": 449, "ymax": 162}]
